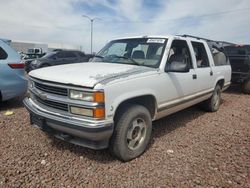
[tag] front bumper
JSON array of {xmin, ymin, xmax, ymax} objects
[{"xmin": 23, "ymin": 97, "xmax": 114, "ymax": 149}]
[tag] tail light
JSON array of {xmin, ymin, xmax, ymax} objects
[{"xmin": 8, "ymin": 63, "xmax": 25, "ymax": 69}]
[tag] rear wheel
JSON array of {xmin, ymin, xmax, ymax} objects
[
  {"xmin": 242, "ymin": 79, "xmax": 250, "ymax": 94},
  {"xmin": 203, "ymin": 84, "xmax": 222, "ymax": 112},
  {"xmin": 109, "ymin": 104, "xmax": 152, "ymax": 161}
]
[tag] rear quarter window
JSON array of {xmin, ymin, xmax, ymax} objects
[
  {"xmin": 213, "ymin": 50, "xmax": 229, "ymax": 66},
  {"xmin": 0, "ymin": 47, "xmax": 8, "ymax": 60}
]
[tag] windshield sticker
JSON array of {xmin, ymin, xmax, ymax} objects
[{"xmin": 147, "ymin": 39, "xmax": 165, "ymax": 43}]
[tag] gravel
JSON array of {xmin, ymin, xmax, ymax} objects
[{"xmin": 0, "ymin": 87, "xmax": 249, "ymax": 187}]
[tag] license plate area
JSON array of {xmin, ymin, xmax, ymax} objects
[{"xmin": 30, "ymin": 113, "xmax": 45, "ymax": 129}]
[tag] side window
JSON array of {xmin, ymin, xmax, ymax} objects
[
  {"xmin": 56, "ymin": 52, "xmax": 65, "ymax": 58},
  {"xmin": 64, "ymin": 51, "xmax": 77, "ymax": 58},
  {"xmin": 57, "ymin": 51, "xmax": 76, "ymax": 58},
  {"xmin": 0, "ymin": 47, "xmax": 8, "ymax": 60},
  {"xmin": 213, "ymin": 48, "xmax": 228, "ymax": 66},
  {"xmin": 78, "ymin": 52, "xmax": 86, "ymax": 57},
  {"xmin": 191, "ymin": 42, "xmax": 209, "ymax": 68},
  {"xmin": 167, "ymin": 39, "xmax": 193, "ymax": 69}
]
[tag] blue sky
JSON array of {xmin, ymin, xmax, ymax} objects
[{"xmin": 0, "ymin": 0, "xmax": 250, "ymax": 53}]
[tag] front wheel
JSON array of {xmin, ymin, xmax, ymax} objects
[
  {"xmin": 203, "ymin": 84, "xmax": 222, "ymax": 112},
  {"xmin": 109, "ymin": 104, "xmax": 152, "ymax": 161}
]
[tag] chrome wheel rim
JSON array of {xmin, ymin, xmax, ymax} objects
[
  {"xmin": 213, "ymin": 89, "xmax": 220, "ymax": 108},
  {"xmin": 127, "ymin": 118, "xmax": 146, "ymax": 150}
]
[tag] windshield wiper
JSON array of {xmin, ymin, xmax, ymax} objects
[{"xmin": 112, "ymin": 55, "xmax": 140, "ymax": 66}]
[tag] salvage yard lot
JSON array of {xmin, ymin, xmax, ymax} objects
[{"xmin": 0, "ymin": 87, "xmax": 249, "ymax": 187}]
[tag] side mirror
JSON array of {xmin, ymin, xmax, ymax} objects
[{"xmin": 165, "ymin": 55, "xmax": 190, "ymax": 73}]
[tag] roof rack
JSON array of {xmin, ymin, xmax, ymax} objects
[{"xmin": 181, "ymin": 34, "xmax": 234, "ymax": 45}]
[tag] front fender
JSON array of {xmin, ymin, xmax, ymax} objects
[{"xmin": 106, "ymin": 88, "xmax": 158, "ymax": 119}]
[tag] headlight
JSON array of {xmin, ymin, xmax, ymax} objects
[
  {"xmin": 70, "ymin": 106, "xmax": 105, "ymax": 119},
  {"xmin": 69, "ymin": 90, "xmax": 104, "ymax": 103},
  {"xmin": 28, "ymin": 80, "xmax": 34, "ymax": 89}
]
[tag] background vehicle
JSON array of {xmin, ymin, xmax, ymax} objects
[
  {"xmin": 27, "ymin": 50, "xmax": 94, "ymax": 72},
  {"xmin": 22, "ymin": 48, "xmax": 46, "ymax": 72},
  {"xmin": 24, "ymin": 35, "xmax": 231, "ymax": 161},
  {"xmin": 0, "ymin": 39, "xmax": 27, "ymax": 101},
  {"xmin": 224, "ymin": 45, "xmax": 250, "ymax": 94}
]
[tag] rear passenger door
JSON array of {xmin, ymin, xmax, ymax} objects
[{"xmin": 190, "ymin": 41, "xmax": 214, "ymax": 92}]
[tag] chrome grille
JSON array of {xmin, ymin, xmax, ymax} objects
[
  {"xmin": 35, "ymin": 96, "xmax": 68, "ymax": 112},
  {"xmin": 34, "ymin": 82, "xmax": 68, "ymax": 96}
]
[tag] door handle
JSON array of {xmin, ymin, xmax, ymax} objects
[
  {"xmin": 193, "ymin": 74, "xmax": 197, "ymax": 79},
  {"xmin": 210, "ymin": 71, "xmax": 213, "ymax": 76}
]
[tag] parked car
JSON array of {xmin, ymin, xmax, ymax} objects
[
  {"xmin": 24, "ymin": 35, "xmax": 231, "ymax": 161},
  {"xmin": 23, "ymin": 53, "xmax": 47, "ymax": 72},
  {"xmin": 224, "ymin": 45, "xmax": 250, "ymax": 94},
  {"xmin": 0, "ymin": 39, "xmax": 27, "ymax": 101},
  {"xmin": 26, "ymin": 50, "xmax": 94, "ymax": 72}
]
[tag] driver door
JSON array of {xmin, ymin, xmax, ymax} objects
[{"xmin": 158, "ymin": 39, "xmax": 197, "ymax": 112}]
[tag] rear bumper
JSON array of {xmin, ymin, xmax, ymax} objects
[
  {"xmin": 1, "ymin": 77, "xmax": 27, "ymax": 101},
  {"xmin": 23, "ymin": 97, "xmax": 114, "ymax": 149}
]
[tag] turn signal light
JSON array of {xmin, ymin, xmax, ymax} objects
[
  {"xmin": 94, "ymin": 92, "xmax": 105, "ymax": 103},
  {"xmin": 93, "ymin": 108, "xmax": 105, "ymax": 119}
]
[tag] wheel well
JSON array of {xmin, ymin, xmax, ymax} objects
[
  {"xmin": 114, "ymin": 95, "xmax": 156, "ymax": 121},
  {"xmin": 217, "ymin": 79, "xmax": 225, "ymax": 88}
]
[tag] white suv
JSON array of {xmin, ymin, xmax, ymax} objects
[{"xmin": 24, "ymin": 35, "xmax": 231, "ymax": 161}]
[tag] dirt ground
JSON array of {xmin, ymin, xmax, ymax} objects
[{"xmin": 0, "ymin": 87, "xmax": 249, "ymax": 188}]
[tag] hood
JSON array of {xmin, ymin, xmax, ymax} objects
[{"xmin": 29, "ymin": 62, "xmax": 157, "ymax": 88}]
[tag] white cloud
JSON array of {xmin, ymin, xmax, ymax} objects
[{"xmin": 0, "ymin": 0, "xmax": 249, "ymax": 53}]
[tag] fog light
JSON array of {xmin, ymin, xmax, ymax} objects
[
  {"xmin": 70, "ymin": 106, "xmax": 105, "ymax": 119},
  {"xmin": 70, "ymin": 106, "xmax": 93, "ymax": 117}
]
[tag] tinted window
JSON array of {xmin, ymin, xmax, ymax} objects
[
  {"xmin": 191, "ymin": 42, "xmax": 209, "ymax": 68},
  {"xmin": 64, "ymin": 51, "xmax": 76, "ymax": 58},
  {"xmin": 78, "ymin": 52, "xmax": 86, "ymax": 57},
  {"xmin": 167, "ymin": 39, "xmax": 193, "ymax": 68},
  {"xmin": 224, "ymin": 46, "xmax": 249, "ymax": 55},
  {"xmin": 0, "ymin": 47, "xmax": 8, "ymax": 60},
  {"xmin": 42, "ymin": 52, "xmax": 56, "ymax": 59},
  {"xmin": 57, "ymin": 51, "xmax": 77, "ymax": 58}
]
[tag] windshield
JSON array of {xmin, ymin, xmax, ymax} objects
[{"xmin": 92, "ymin": 38, "xmax": 167, "ymax": 68}]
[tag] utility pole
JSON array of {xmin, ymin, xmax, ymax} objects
[{"xmin": 82, "ymin": 15, "xmax": 100, "ymax": 54}]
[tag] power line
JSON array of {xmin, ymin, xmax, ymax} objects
[{"xmin": 100, "ymin": 7, "xmax": 250, "ymax": 23}]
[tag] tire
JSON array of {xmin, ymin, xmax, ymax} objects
[
  {"xmin": 203, "ymin": 84, "xmax": 222, "ymax": 112},
  {"xmin": 242, "ymin": 79, "xmax": 250, "ymax": 94},
  {"xmin": 109, "ymin": 104, "xmax": 152, "ymax": 161}
]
